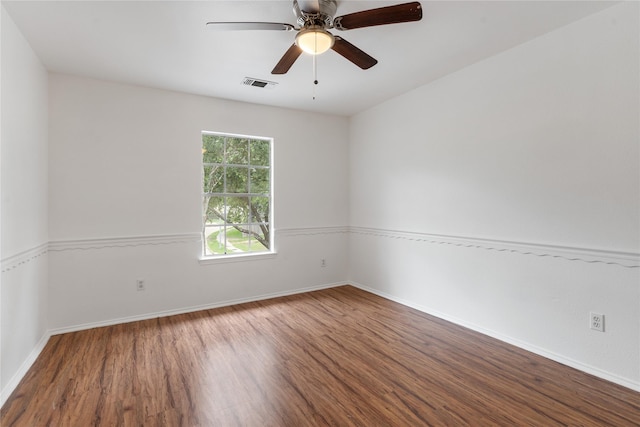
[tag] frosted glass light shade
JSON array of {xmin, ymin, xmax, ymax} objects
[{"xmin": 296, "ymin": 28, "xmax": 335, "ymax": 55}]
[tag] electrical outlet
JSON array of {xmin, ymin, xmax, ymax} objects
[
  {"xmin": 321, "ymin": 259, "xmax": 326, "ymax": 268},
  {"xmin": 136, "ymin": 279, "xmax": 145, "ymax": 291},
  {"xmin": 590, "ymin": 312, "xmax": 604, "ymax": 332}
]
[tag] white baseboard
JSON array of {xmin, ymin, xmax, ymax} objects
[
  {"xmin": 350, "ymin": 282, "xmax": 640, "ymax": 393},
  {"xmin": 1, "ymin": 332, "xmax": 51, "ymax": 408},
  {"xmin": 49, "ymin": 281, "xmax": 349, "ymax": 336}
]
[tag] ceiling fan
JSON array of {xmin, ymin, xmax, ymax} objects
[{"xmin": 206, "ymin": 0, "xmax": 423, "ymax": 75}]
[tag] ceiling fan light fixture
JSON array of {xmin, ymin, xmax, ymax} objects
[{"xmin": 295, "ymin": 27, "xmax": 335, "ymax": 55}]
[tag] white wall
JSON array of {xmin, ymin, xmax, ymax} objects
[
  {"xmin": 0, "ymin": 5, "xmax": 49, "ymax": 402},
  {"xmin": 48, "ymin": 74, "xmax": 350, "ymax": 331},
  {"xmin": 349, "ymin": 2, "xmax": 640, "ymax": 389}
]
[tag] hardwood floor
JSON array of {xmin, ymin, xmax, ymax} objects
[{"xmin": 2, "ymin": 285, "xmax": 639, "ymax": 426}]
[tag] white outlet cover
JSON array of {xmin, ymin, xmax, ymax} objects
[{"xmin": 590, "ymin": 312, "xmax": 604, "ymax": 332}]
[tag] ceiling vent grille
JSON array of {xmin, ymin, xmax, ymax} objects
[{"xmin": 241, "ymin": 77, "xmax": 278, "ymax": 89}]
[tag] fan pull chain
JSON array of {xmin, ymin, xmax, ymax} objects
[{"xmin": 312, "ymin": 52, "xmax": 318, "ymax": 100}]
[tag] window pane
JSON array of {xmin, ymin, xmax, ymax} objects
[
  {"xmin": 251, "ymin": 227, "xmax": 269, "ymax": 252},
  {"xmin": 226, "ymin": 196, "xmax": 250, "ymax": 223},
  {"xmin": 227, "ymin": 231, "xmax": 251, "ymax": 253},
  {"xmin": 250, "ymin": 197, "xmax": 270, "ymax": 223},
  {"xmin": 250, "ymin": 168, "xmax": 269, "ymax": 194},
  {"xmin": 249, "ymin": 235, "xmax": 268, "ymax": 252},
  {"xmin": 205, "ymin": 196, "xmax": 225, "ymax": 224},
  {"xmin": 204, "ymin": 225, "xmax": 226, "ymax": 255},
  {"xmin": 250, "ymin": 140, "xmax": 270, "ymax": 166},
  {"xmin": 203, "ymin": 135, "xmax": 224, "ymax": 163},
  {"xmin": 226, "ymin": 138, "xmax": 249, "ymax": 165},
  {"xmin": 226, "ymin": 226, "xmax": 269, "ymax": 253},
  {"xmin": 203, "ymin": 165, "xmax": 224, "ymax": 193},
  {"xmin": 226, "ymin": 167, "xmax": 248, "ymax": 193},
  {"xmin": 251, "ymin": 241, "xmax": 268, "ymax": 252}
]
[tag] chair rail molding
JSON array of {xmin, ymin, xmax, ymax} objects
[
  {"xmin": 48, "ymin": 233, "xmax": 202, "ymax": 252},
  {"xmin": 1, "ymin": 243, "xmax": 49, "ymax": 273},
  {"xmin": 349, "ymin": 226, "xmax": 640, "ymax": 269}
]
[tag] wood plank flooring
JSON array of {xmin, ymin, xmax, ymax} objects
[{"xmin": 2, "ymin": 285, "xmax": 639, "ymax": 426}]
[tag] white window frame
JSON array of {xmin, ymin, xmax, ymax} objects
[{"xmin": 200, "ymin": 131, "xmax": 274, "ymax": 261}]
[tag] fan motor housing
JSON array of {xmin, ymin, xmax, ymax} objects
[{"xmin": 294, "ymin": 0, "xmax": 337, "ymax": 27}]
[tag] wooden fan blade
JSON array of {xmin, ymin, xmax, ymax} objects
[
  {"xmin": 331, "ymin": 37, "xmax": 378, "ymax": 70},
  {"xmin": 272, "ymin": 44, "xmax": 303, "ymax": 74},
  {"xmin": 206, "ymin": 22, "xmax": 295, "ymax": 31},
  {"xmin": 333, "ymin": 2, "xmax": 422, "ymax": 31}
]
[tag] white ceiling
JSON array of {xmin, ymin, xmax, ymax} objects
[{"xmin": 3, "ymin": 1, "xmax": 616, "ymax": 116}]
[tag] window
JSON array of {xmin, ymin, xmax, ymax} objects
[{"xmin": 202, "ymin": 132, "xmax": 273, "ymax": 257}]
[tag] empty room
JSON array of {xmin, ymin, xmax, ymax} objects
[{"xmin": 1, "ymin": 0, "xmax": 639, "ymax": 425}]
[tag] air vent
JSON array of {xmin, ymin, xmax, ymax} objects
[{"xmin": 241, "ymin": 77, "xmax": 278, "ymax": 89}]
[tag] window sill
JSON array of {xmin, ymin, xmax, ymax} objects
[{"xmin": 198, "ymin": 252, "xmax": 277, "ymax": 265}]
